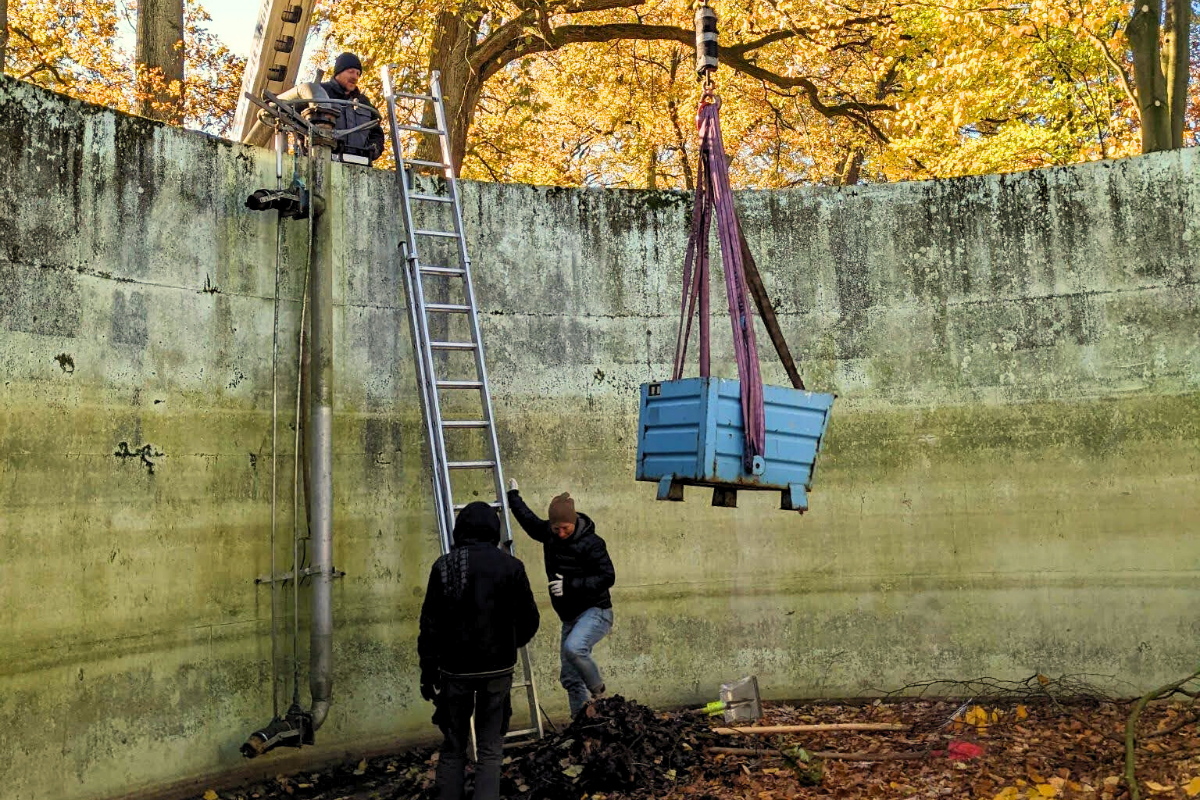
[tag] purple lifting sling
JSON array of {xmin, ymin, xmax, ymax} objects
[{"xmin": 671, "ymin": 97, "xmax": 765, "ymax": 473}]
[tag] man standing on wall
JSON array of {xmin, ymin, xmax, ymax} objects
[
  {"xmin": 320, "ymin": 52, "xmax": 385, "ymax": 165},
  {"xmin": 507, "ymin": 480, "xmax": 616, "ymax": 717},
  {"xmin": 418, "ymin": 502, "xmax": 540, "ymax": 800}
]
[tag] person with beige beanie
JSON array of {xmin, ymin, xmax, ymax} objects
[{"xmin": 507, "ymin": 479, "xmax": 616, "ymax": 717}]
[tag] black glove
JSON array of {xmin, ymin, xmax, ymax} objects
[{"xmin": 421, "ymin": 683, "xmax": 438, "ymax": 702}]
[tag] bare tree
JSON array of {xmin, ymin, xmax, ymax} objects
[{"xmin": 135, "ymin": 0, "xmax": 185, "ymax": 123}]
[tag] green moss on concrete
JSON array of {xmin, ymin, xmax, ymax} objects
[{"xmin": 2, "ymin": 76, "xmax": 1199, "ymax": 800}]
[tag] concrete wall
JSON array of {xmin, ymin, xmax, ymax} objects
[{"xmin": 2, "ymin": 75, "xmax": 1197, "ymax": 800}]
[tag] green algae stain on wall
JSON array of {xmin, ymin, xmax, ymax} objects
[{"xmin": 2, "ymin": 74, "xmax": 1199, "ymax": 800}]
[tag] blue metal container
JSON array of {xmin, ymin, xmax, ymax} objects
[{"xmin": 636, "ymin": 377, "xmax": 834, "ymax": 511}]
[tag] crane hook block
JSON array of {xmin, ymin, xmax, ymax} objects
[{"xmin": 695, "ymin": 5, "xmax": 718, "ymax": 79}]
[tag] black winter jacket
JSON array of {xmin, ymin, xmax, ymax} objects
[
  {"xmin": 318, "ymin": 79, "xmax": 385, "ymax": 162},
  {"xmin": 417, "ymin": 541, "xmax": 540, "ymax": 685},
  {"xmin": 508, "ymin": 490, "xmax": 616, "ymax": 622}
]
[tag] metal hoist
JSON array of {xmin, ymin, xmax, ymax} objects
[{"xmin": 635, "ymin": 5, "xmax": 836, "ymax": 513}]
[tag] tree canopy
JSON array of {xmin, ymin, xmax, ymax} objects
[
  {"xmin": 0, "ymin": 0, "xmax": 1194, "ymax": 186},
  {"xmin": 318, "ymin": 0, "xmax": 1196, "ymax": 187},
  {"xmin": 2, "ymin": 0, "xmax": 242, "ymax": 131}
]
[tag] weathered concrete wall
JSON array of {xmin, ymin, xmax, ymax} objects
[{"xmin": 2, "ymin": 76, "xmax": 1198, "ymax": 800}]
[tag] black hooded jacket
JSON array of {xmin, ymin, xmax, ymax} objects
[
  {"xmin": 507, "ymin": 490, "xmax": 615, "ymax": 622},
  {"xmin": 417, "ymin": 502, "xmax": 540, "ymax": 685},
  {"xmin": 318, "ymin": 79, "xmax": 385, "ymax": 162}
]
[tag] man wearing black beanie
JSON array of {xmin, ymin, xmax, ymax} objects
[
  {"xmin": 418, "ymin": 501, "xmax": 540, "ymax": 800},
  {"xmin": 318, "ymin": 51, "xmax": 385, "ymax": 164}
]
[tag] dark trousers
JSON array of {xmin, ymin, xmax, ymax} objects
[{"xmin": 434, "ymin": 673, "xmax": 513, "ymax": 800}]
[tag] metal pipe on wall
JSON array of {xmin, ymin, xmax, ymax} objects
[
  {"xmin": 241, "ymin": 95, "xmax": 339, "ymax": 756},
  {"xmin": 304, "ymin": 107, "xmax": 336, "ymax": 733}
]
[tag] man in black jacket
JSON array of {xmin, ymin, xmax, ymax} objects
[
  {"xmin": 418, "ymin": 502, "xmax": 540, "ymax": 800},
  {"xmin": 319, "ymin": 52, "xmax": 385, "ymax": 164},
  {"xmin": 507, "ymin": 480, "xmax": 615, "ymax": 717}
]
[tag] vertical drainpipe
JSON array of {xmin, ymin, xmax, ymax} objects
[{"xmin": 303, "ymin": 102, "xmax": 337, "ymax": 731}]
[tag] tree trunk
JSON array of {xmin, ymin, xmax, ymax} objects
[
  {"xmin": 645, "ymin": 146, "xmax": 658, "ymax": 189},
  {"xmin": 1162, "ymin": 0, "xmax": 1191, "ymax": 148},
  {"xmin": 835, "ymin": 149, "xmax": 864, "ymax": 186},
  {"xmin": 1127, "ymin": 0, "xmax": 1171, "ymax": 152},
  {"xmin": 135, "ymin": 0, "xmax": 185, "ymax": 123},
  {"xmin": 418, "ymin": 9, "xmax": 481, "ymax": 174},
  {"xmin": 0, "ymin": 0, "xmax": 8, "ymax": 75}
]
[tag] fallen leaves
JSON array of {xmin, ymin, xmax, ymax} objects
[
  {"xmin": 954, "ymin": 704, "xmax": 1030, "ymax": 734},
  {"xmin": 180, "ymin": 697, "xmax": 1200, "ymax": 800}
]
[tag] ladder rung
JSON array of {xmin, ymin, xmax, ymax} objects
[
  {"xmin": 393, "ymin": 91, "xmax": 435, "ymax": 101},
  {"xmin": 426, "ymin": 303, "xmax": 471, "ymax": 313},
  {"xmin": 402, "ymin": 158, "xmax": 447, "ymax": 169},
  {"xmin": 505, "ymin": 727, "xmax": 540, "ymax": 738},
  {"xmin": 453, "ymin": 501, "xmax": 502, "ymax": 511},
  {"xmin": 415, "ymin": 229, "xmax": 459, "ymax": 238},
  {"xmin": 396, "ymin": 123, "xmax": 443, "ymax": 135},
  {"xmin": 447, "ymin": 460, "xmax": 496, "ymax": 470},
  {"xmin": 411, "ymin": 193, "xmax": 453, "ymax": 204},
  {"xmin": 442, "ymin": 420, "xmax": 489, "ymax": 428},
  {"xmin": 419, "ymin": 266, "xmax": 465, "ymax": 276},
  {"xmin": 436, "ymin": 380, "xmax": 483, "ymax": 389},
  {"xmin": 512, "ymin": 680, "xmax": 531, "ymax": 689},
  {"xmin": 430, "ymin": 341, "xmax": 477, "ymax": 351}
]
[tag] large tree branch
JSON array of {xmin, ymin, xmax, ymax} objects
[
  {"xmin": 470, "ymin": 11, "xmax": 537, "ymax": 70},
  {"xmin": 472, "ymin": 0, "xmax": 643, "ymax": 71},
  {"xmin": 725, "ymin": 16, "xmax": 886, "ymax": 56},
  {"xmin": 9, "ymin": 26, "xmax": 69, "ymax": 85},
  {"xmin": 478, "ymin": 22, "xmax": 894, "ymax": 140},
  {"xmin": 1081, "ymin": 26, "xmax": 1138, "ymax": 113},
  {"xmin": 726, "ymin": 29, "xmax": 799, "ymax": 55},
  {"xmin": 551, "ymin": 0, "xmax": 645, "ymax": 12}
]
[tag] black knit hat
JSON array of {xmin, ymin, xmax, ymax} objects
[
  {"xmin": 453, "ymin": 501, "xmax": 501, "ymax": 545},
  {"xmin": 333, "ymin": 52, "xmax": 363, "ymax": 77}
]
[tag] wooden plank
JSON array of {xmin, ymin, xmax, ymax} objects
[
  {"xmin": 712, "ymin": 723, "xmax": 907, "ymax": 735},
  {"xmin": 737, "ymin": 226, "xmax": 805, "ymax": 390}
]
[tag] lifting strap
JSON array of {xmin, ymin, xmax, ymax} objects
[
  {"xmin": 672, "ymin": 97, "xmax": 764, "ymax": 471},
  {"xmin": 671, "ymin": 97, "xmax": 806, "ymax": 472}
]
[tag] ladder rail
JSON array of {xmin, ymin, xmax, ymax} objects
[
  {"xmin": 381, "ymin": 66, "xmax": 456, "ymax": 551},
  {"xmin": 429, "ymin": 74, "xmax": 523, "ymax": 582},
  {"xmin": 383, "ymin": 67, "xmax": 544, "ymax": 742},
  {"xmin": 429, "ymin": 71, "xmax": 544, "ymax": 742}
]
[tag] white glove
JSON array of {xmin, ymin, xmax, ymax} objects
[
  {"xmin": 508, "ymin": 478, "xmax": 519, "ymax": 491},
  {"xmin": 549, "ymin": 573, "xmax": 564, "ymax": 597}
]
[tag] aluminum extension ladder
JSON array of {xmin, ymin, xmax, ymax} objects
[{"xmin": 380, "ymin": 67, "xmax": 544, "ymax": 745}]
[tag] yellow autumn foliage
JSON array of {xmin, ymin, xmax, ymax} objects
[
  {"xmin": 3, "ymin": 0, "xmax": 244, "ymax": 133},
  {"xmin": 317, "ymin": 0, "xmax": 1175, "ymax": 186}
]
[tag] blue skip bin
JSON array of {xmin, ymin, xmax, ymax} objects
[{"xmin": 636, "ymin": 377, "xmax": 834, "ymax": 512}]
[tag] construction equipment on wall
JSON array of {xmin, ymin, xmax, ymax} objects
[
  {"xmin": 238, "ymin": 87, "xmax": 349, "ymax": 759},
  {"xmin": 234, "ymin": 0, "xmax": 319, "ymax": 145},
  {"xmin": 379, "ymin": 67, "xmax": 545, "ymax": 745},
  {"xmin": 635, "ymin": 6, "xmax": 835, "ymax": 513}
]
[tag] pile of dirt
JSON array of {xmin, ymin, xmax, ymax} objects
[{"xmin": 503, "ymin": 695, "xmax": 718, "ymax": 799}]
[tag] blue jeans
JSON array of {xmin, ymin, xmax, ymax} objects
[
  {"xmin": 560, "ymin": 606, "xmax": 613, "ymax": 716},
  {"xmin": 434, "ymin": 673, "xmax": 512, "ymax": 800}
]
